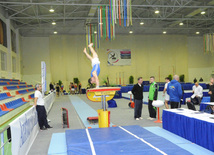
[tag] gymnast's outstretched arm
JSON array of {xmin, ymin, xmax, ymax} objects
[
  {"xmin": 88, "ymin": 43, "xmax": 98, "ymax": 58},
  {"xmin": 83, "ymin": 48, "xmax": 92, "ymax": 61}
]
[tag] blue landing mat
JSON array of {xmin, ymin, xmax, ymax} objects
[
  {"xmin": 48, "ymin": 133, "xmax": 67, "ymax": 155},
  {"xmin": 69, "ymin": 96, "xmax": 113, "ymax": 128},
  {"xmin": 65, "ymin": 125, "xmax": 192, "ymax": 155},
  {"xmin": 144, "ymin": 127, "xmax": 214, "ymax": 155}
]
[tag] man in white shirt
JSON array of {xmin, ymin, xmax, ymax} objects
[
  {"xmin": 163, "ymin": 77, "xmax": 170, "ymax": 109},
  {"xmin": 34, "ymin": 84, "xmax": 52, "ymax": 130},
  {"xmin": 191, "ymin": 82, "xmax": 203, "ymax": 105}
]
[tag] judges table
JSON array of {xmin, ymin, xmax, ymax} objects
[
  {"xmin": 200, "ymin": 102, "xmax": 214, "ymax": 111},
  {"xmin": 162, "ymin": 108, "xmax": 214, "ymax": 152}
]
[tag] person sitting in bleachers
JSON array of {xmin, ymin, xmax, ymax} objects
[{"xmin": 191, "ymin": 82, "xmax": 203, "ymax": 105}]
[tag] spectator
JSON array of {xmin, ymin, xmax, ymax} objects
[
  {"xmin": 70, "ymin": 83, "xmax": 75, "ymax": 95},
  {"xmin": 148, "ymin": 76, "xmax": 158, "ymax": 120},
  {"xmin": 78, "ymin": 82, "xmax": 82, "ymax": 94},
  {"xmin": 131, "ymin": 77, "xmax": 144, "ymax": 121},
  {"xmin": 191, "ymin": 82, "xmax": 203, "ymax": 105},
  {"xmin": 49, "ymin": 82, "xmax": 54, "ymax": 92},
  {"xmin": 34, "ymin": 84, "xmax": 52, "ymax": 130},
  {"xmin": 163, "ymin": 77, "xmax": 170, "ymax": 109},
  {"xmin": 167, "ymin": 75, "xmax": 183, "ymax": 109},
  {"xmin": 208, "ymin": 77, "xmax": 214, "ymax": 102},
  {"xmin": 56, "ymin": 83, "xmax": 60, "ymax": 96},
  {"xmin": 61, "ymin": 83, "xmax": 64, "ymax": 95}
]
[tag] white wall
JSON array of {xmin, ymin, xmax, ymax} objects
[
  {"xmin": 21, "ymin": 37, "xmax": 52, "ymax": 88},
  {"xmin": 20, "ymin": 34, "xmax": 214, "ymax": 91},
  {"xmin": 187, "ymin": 36, "xmax": 214, "ymax": 83}
]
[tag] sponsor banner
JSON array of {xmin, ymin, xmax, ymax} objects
[
  {"xmin": 10, "ymin": 106, "xmax": 39, "ymax": 155},
  {"xmin": 107, "ymin": 49, "xmax": 131, "ymax": 66},
  {"xmin": 41, "ymin": 61, "xmax": 47, "ymax": 96}
]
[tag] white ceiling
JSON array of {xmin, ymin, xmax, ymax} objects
[{"xmin": 1, "ymin": 0, "xmax": 214, "ymax": 36}]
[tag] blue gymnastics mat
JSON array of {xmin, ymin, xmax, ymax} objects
[
  {"xmin": 69, "ymin": 95, "xmax": 113, "ymax": 128},
  {"xmin": 48, "ymin": 133, "xmax": 67, "ymax": 155},
  {"xmin": 65, "ymin": 125, "xmax": 193, "ymax": 155},
  {"xmin": 48, "ymin": 126, "xmax": 213, "ymax": 155}
]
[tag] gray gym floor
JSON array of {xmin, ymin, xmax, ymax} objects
[{"xmin": 28, "ymin": 94, "xmax": 196, "ymax": 155}]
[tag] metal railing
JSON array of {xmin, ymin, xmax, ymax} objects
[{"xmin": 0, "ymin": 125, "xmax": 11, "ymax": 155}]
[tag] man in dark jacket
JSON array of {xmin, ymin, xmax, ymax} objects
[
  {"xmin": 132, "ymin": 77, "xmax": 144, "ymax": 120},
  {"xmin": 167, "ymin": 75, "xmax": 183, "ymax": 109}
]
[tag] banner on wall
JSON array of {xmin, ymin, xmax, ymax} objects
[
  {"xmin": 41, "ymin": 61, "xmax": 46, "ymax": 96},
  {"xmin": 107, "ymin": 49, "xmax": 131, "ymax": 66},
  {"xmin": 10, "ymin": 106, "xmax": 39, "ymax": 155}
]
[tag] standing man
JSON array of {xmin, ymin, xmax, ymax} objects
[
  {"xmin": 167, "ymin": 75, "xmax": 183, "ymax": 109},
  {"xmin": 208, "ymin": 77, "xmax": 214, "ymax": 102},
  {"xmin": 148, "ymin": 76, "xmax": 158, "ymax": 120},
  {"xmin": 163, "ymin": 77, "xmax": 170, "ymax": 109},
  {"xmin": 49, "ymin": 82, "xmax": 54, "ymax": 92},
  {"xmin": 132, "ymin": 77, "xmax": 144, "ymax": 121},
  {"xmin": 34, "ymin": 84, "xmax": 52, "ymax": 130},
  {"xmin": 191, "ymin": 82, "xmax": 203, "ymax": 105}
]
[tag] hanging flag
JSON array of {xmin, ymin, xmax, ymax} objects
[
  {"xmin": 108, "ymin": 6, "xmax": 111, "ymax": 40},
  {"xmin": 119, "ymin": 0, "xmax": 121, "ymax": 25},
  {"xmin": 106, "ymin": 6, "xmax": 108, "ymax": 40},
  {"xmin": 130, "ymin": 0, "xmax": 132, "ymax": 25},
  {"xmin": 100, "ymin": 7, "xmax": 103, "ymax": 37},
  {"xmin": 124, "ymin": 0, "xmax": 127, "ymax": 27},
  {"xmin": 127, "ymin": 0, "xmax": 130, "ymax": 27}
]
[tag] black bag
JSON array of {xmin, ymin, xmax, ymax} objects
[
  {"xmin": 191, "ymin": 97, "xmax": 199, "ymax": 105},
  {"xmin": 187, "ymin": 101, "xmax": 196, "ymax": 111}
]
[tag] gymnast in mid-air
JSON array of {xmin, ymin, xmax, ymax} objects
[{"xmin": 83, "ymin": 43, "xmax": 100, "ymax": 88}]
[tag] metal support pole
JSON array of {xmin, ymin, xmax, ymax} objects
[
  {"xmin": 103, "ymin": 95, "xmax": 106, "ymax": 111},
  {"xmin": 1, "ymin": 132, "xmax": 4, "ymax": 155},
  {"xmin": 101, "ymin": 95, "xmax": 104, "ymax": 109}
]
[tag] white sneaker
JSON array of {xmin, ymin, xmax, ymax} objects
[
  {"xmin": 139, "ymin": 117, "xmax": 143, "ymax": 120},
  {"xmin": 135, "ymin": 118, "xmax": 140, "ymax": 121},
  {"xmin": 147, "ymin": 117, "xmax": 154, "ymax": 120}
]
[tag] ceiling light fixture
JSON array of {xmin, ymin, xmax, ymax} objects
[
  {"xmin": 201, "ymin": 11, "xmax": 206, "ymax": 15},
  {"xmin": 155, "ymin": 9, "xmax": 159, "ymax": 14},
  {"xmin": 196, "ymin": 32, "xmax": 200, "ymax": 34},
  {"xmin": 179, "ymin": 22, "xmax": 184, "ymax": 26},
  {"xmin": 163, "ymin": 31, "xmax": 167, "ymax": 34},
  {"xmin": 49, "ymin": 6, "xmax": 54, "ymax": 13},
  {"xmin": 140, "ymin": 22, "xmax": 144, "ymax": 25},
  {"xmin": 53, "ymin": 31, "xmax": 57, "ymax": 34},
  {"xmin": 129, "ymin": 30, "xmax": 133, "ymax": 34},
  {"xmin": 52, "ymin": 21, "xmax": 56, "ymax": 25}
]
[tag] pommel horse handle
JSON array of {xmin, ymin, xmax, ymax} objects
[{"xmin": 87, "ymin": 87, "xmax": 121, "ymax": 110}]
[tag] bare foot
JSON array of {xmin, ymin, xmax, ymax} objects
[
  {"xmin": 88, "ymin": 43, "xmax": 93, "ymax": 47},
  {"xmin": 83, "ymin": 48, "xmax": 87, "ymax": 53}
]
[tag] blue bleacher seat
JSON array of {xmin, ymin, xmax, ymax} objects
[
  {"xmin": 28, "ymin": 88, "xmax": 35, "ymax": 92},
  {"xmin": 5, "ymin": 98, "xmax": 28, "ymax": 109},
  {"xmin": 0, "ymin": 108, "xmax": 9, "ymax": 116},
  {"xmin": 0, "ymin": 93, "xmax": 12, "ymax": 101},
  {"xmin": 18, "ymin": 85, "xmax": 27, "ymax": 89}
]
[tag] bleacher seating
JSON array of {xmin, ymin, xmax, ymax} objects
[
  {"xmin": 3, "ymin": 85, "xmax": 33, "ymax": 90},
  {"xmin": 5, "ymin": 98, "xmax": 28, "ymax": 109},
  {"xmin": 0, "ymin": 93, "xmax": 12, "ymax": 101},
  {"xmin": 0, "ymin": 78, "xmax": 35, "ymax": 126},
  {"xmin": 0, "ymin": 79, "xmax": 20, "ymax": 82},
  {"xmin": 29, "ymin": 93, "xmax": 34, "ymax": 99},
  {"xmin": 118, "ymin": 83, "xmax": 208, "ymax": 93},
  {"xmin": 0, "ymin": 107, "xmax": 9, "ymax": 116}
]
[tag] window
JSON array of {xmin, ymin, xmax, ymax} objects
[
  {"xmin": 12, "ymin": 57, "xmax": 16, "ymax": 73},
  {"xmin": 1, "ymin": 51, "xmax": 7, "ymax": 71}
]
